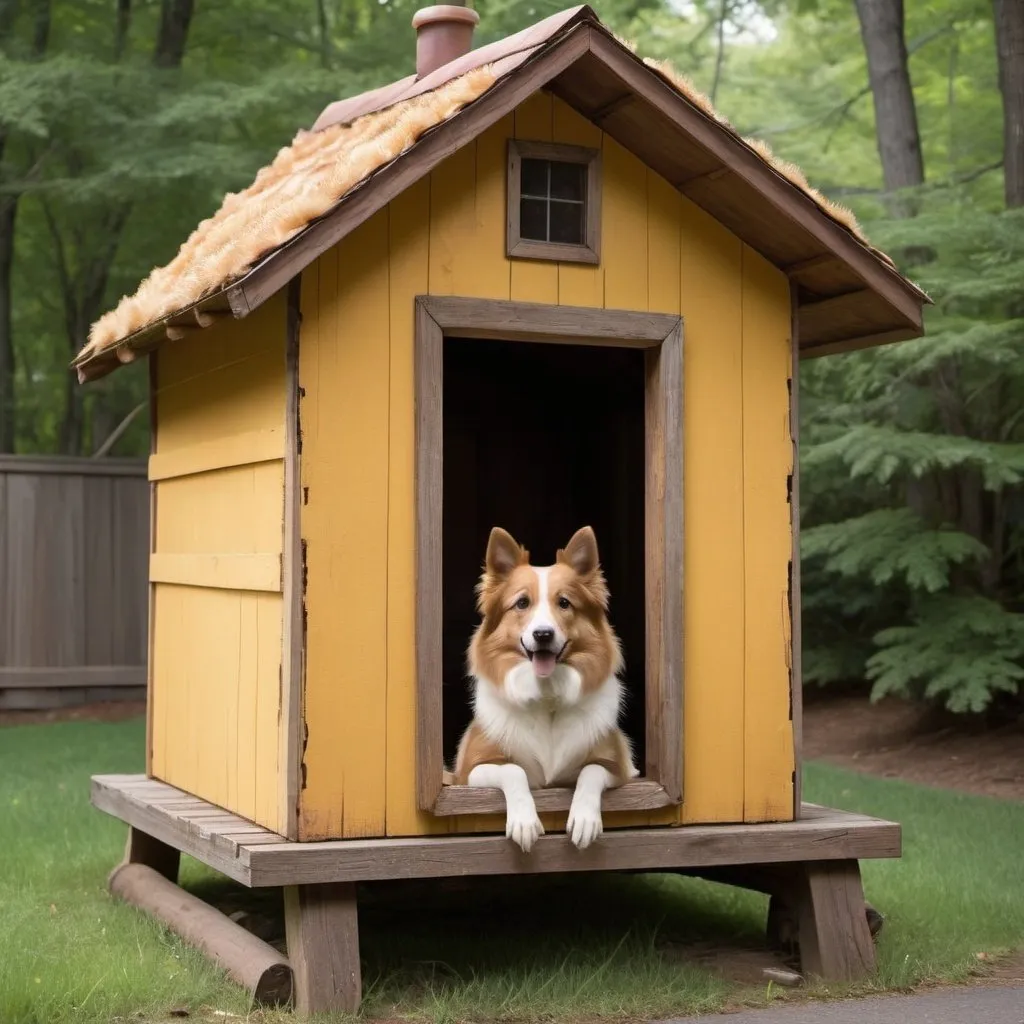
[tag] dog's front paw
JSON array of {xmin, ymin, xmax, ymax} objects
[
  {"xmin": 505, "ymin": 797, "xmax": 544, "ymax": 853},
  {"xmin": 567, "ymin": 797, "xmax": 603, "ymax": 850}
]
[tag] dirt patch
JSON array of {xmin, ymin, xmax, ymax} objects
[
  {"xmin": 0, "ymin": 699, "xmax": 146, "ymax": 727},
  {"xmin": 803, "ymin": 694, "xmax": 1024, "ymax": 801}
]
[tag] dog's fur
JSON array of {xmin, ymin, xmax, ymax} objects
[{"xmin": 453, "ymin": 526, "xmax": 638, "ymax": 852}]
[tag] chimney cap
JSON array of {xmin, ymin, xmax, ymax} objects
[
  {"xmin": 412, "ymin": 4, "xmax": 480, "ymax": 79},
  {"xmin": 412, "ymin": 4, "xmax": 480, "ymax": 30}
]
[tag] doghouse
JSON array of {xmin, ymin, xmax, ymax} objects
[{"xmin": 78, "ymin": 4, "xmax": 929, "ymax": 1014}]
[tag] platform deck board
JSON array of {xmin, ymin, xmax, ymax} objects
[{"xmin": 91, "ymin": 775, "xmax": 901, "ymax": 889}]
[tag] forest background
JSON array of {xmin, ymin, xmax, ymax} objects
[{"xmin": 1, "ymin": 0, "xmax": 1021, "ymax": 718}]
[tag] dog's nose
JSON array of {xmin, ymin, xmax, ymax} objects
[{"xmin": 532, "ymin": 627, "xmax": 555, "ymax": 645}]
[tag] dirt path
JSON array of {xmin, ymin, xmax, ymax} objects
[{"xmin": 803, "ymin": 694, "xmax": 1024, "ymax": 801}]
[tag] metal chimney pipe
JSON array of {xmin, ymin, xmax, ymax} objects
[{"xmin": 412, "ymin": 4, "xmax": 480, "ymax": 79}]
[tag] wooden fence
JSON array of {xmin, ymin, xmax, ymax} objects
[{"xmin": 0, "ymin": 455, "xmax": 149, "ymax": 710}]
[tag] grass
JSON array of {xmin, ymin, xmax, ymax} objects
[{"xmin": 1, "ymin": 718, "xmax": 1022, "ymax": 1024}]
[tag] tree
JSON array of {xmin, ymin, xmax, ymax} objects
[
  {"xmin": 853, "ymin": 0, "xmax": 925, "ymax": 216},
  {"xmin": 993, "ymin": 0, "xmax": 1024, "ymax": 207}
]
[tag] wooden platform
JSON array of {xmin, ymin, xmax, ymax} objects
[
  {"xmin": 92, "ymin": 773, "xmax": 900, "ymax": 886},
  {"xmin": 93, "ymin": 774, "xmax": 899, "ymax": 1014}
]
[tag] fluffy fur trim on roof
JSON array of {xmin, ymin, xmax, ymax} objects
[{"xmin": 82, "ymin": 66, "xmax": 497, "ymax": 359}]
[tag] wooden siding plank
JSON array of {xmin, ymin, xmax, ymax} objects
[
  {"xmin": 150, "ymin": 583, "xmax": 169, "ymax": 779},
  {"xmin": 428, "ymin": 120, "xmax": 511, "ymax": 300},
  {"xmin": 647, "ymin": 171, "xmax": 681, "ymax": 314},
  {"xmin": 154, "ymin": 462, "xmax": 285, "ymax": 556},
  {"xmin": 0, "ymin": 456, "xmax": 144, "ymax": 476},
  {"xmin": 300, "ymin": 212, "xmax": 390, "ymax": 840},
  {"xmin": 148, "ymin": 428, "xmax": 284, "ymax": 481},
  {"xmin": 0, "ymin": 666, "xmax": 144, "ymax": 687},
  {"xmin": 741, "ymin": 245, "xmax": 796, "ymax": 822},
  {"xmin": 279, "ymin": 277, "xmax": 304, "ymax": 840},
  {"xmin": 112, "ymin": 473, "xmax": 149, "ymax": 666},
  {"xmin": 679, "ymin": 197, "xmax": 746, "ymax": 824},
  {"xmin": 255, "ymin": 592, "xmax": 282, "ymax": 832},
  {"xmin": 155, "ymin": 294, "xmax": 286, "ymax": 451},
  {"xmin": 83, "ymin": 475, "xmax": 115, "ymax": 666},
  {"xmin": 149, "ymin": 553, "xmax": 282, "ymax": 592},
  {"xmin": 428, "ymin": 141, "xmax": 477, "ymax": 296},
  {"xmin": 387, "ymin": 180, "xmax": 449, "ymax": 838},
  {"xmin": 553, "ymin": 97, "xmax": 605, "ymax": 307},
  {"xmin": 602, "ymin": 136, "xmax": 648, "ymax": 311},
  {"xmin": 236, "ymin": 593, "xmax": 258, "ymax": 824},
  {"xmin": 510, "ymin": 91, "xmax": 558, "ymax": 303},
  {"xmin": 476, "ymin": 116, "xmax": 515, "ymax": 300}
]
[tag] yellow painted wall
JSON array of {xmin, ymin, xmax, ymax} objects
[
  {"xmin": 150, "ymin": 293, "xmax": 288, "ymax": 833},
  {"xmin": 298, "ymin": 90, "xmax": 795, "ymax": 840}
]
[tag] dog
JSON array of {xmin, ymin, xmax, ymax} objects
[{"xmin": 453, "ymin": 525, "xmax": 638, "ymax": 853}]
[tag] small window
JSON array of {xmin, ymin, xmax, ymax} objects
[{"xmin": 508, "ymin": 140, "xmax": 601, "ymax": 265}]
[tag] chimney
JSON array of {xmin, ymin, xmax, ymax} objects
[{"xmin": 412, "ymin": 4, "xmax": 480, "ymax": 79}]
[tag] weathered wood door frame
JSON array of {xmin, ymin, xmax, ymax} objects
[{"xmin": 414, "ymin": 295, "xmax": 683, "ymax": 816}]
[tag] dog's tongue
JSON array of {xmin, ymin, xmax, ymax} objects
[{"xmin": 533, "ymin": 652, "xmax": 557, "ymax": 678}]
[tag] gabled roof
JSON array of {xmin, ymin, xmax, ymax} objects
[{"xmin": 74, "ymin": 5, "xmax": 929, "ymax": 383}]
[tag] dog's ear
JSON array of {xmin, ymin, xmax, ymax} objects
[
  {"xmin": 558, "ymin": 526, "xmax": 599, "ymax": 576},
  {"xmin": 484, "ymin": 527, "xmax": 526, "ymax": 578}
]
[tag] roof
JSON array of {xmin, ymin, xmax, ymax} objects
[{"xmin": 73, "ymin": 5, "xmax": 930, "ymax": 383}]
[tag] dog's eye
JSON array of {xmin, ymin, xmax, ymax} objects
[
  {"xmin": 514, "ymin": 595, "xmax": 530, "ymax": 610},
  {"xmin": 557, "ymin": 596, "xmax": 571, "ymax": 610}
]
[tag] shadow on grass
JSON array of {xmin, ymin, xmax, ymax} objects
[{"xmin": 184, "ymin": 867, "xmax": 771, "ymax": 1017}]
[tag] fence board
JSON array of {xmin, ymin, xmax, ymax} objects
[{"xmin": 0, "ymin": 456, "xmax": 148, "ymax": 710}]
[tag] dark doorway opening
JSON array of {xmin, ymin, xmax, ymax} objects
[{"xmin": 441, "ymin": 336, "xmax": 647, "ymax": 771}]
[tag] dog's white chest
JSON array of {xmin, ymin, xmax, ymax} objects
[{"xmin": 473, "ymin": 668, "xmax": 620, "ymax": 787}]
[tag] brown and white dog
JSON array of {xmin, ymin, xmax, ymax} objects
[{"xmin": 453, "ymin": 525, "xmax": 638, "ymax": 853}]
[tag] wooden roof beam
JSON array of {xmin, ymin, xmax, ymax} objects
[
  {"xmin": 587, "ymin": 31, "xmax": 926, "ymax": 333},
  {"xmin": 784, "ymin": 253, "xmax": 840, "ymax": 279}
]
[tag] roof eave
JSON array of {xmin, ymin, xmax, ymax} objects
[{"xmin": 75, "ymin": 9, "xmax": 931, "ymax": 381}]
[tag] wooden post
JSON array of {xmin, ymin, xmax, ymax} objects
[
  {"xmin": 789, "ymin": 859, "xmax": 876, "ymax": 980},
  {"xmin": 284, "ymin": 882, "xmax": 362, "ymax": 1016},
  {"xmin": 109, "ymin": 863, "xmax": 292, "ymax": 1005},
  {"xmin": 123, "ymin": 825, "xmax": 180, "ymax": 882}
]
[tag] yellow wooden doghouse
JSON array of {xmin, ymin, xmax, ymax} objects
[{"xmin": 81, "ymin": 4, "xmax": 928, "ymax": 1014}]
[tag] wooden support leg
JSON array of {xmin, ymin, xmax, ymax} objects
[
  {"xmin": 284, "ymin": 882, "xmax": 361, "ymax": 1016},
  {"xmin": 787, "ymin": 859, "xmax": 876, "ymax": 981},
  {"xmin": 123, "ymin": 826, "xmax": 180, "ymax": 882}
]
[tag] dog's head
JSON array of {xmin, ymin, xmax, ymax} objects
[{"xmin": 468, "ymin": 525, "xmax": 622, "ymax": 698}]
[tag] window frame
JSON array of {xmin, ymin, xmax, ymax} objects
[
  {"xmin": 507, "ymin": 140, "xmax": 602, "ymax": 265},
  {"xmin": 414, "ymin": 296, "xmax": 684, "ymax": 817}
]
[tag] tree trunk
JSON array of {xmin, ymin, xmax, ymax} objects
[
  {"xmin": 994, "ymin": 0, "xmax": 1024, "ymax": 209},
  {"xmin": 0, "ymin": 196, "xmax": 15, "ymax": 452},
  {"xmin": 115, "ymin": 0, "xmax": 132, "ymax": 61},
  {"xmin": 853, "ymin": 0, "xmax": 925, "ymax": 216},
  {"xmin": 31, "ymin": 0, "xmax": 49, "ymax": 55},
  {"xmin": 154, "ymin": 0, "xmax": 193, "ymax": 68}
]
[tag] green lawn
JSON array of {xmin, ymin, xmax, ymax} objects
[{"xmin": 1, "ymin": 717, "xmax": 1022, "ymax": 1024}]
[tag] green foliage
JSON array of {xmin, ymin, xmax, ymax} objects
[
  {"xmin": 802, "ymin": 508, "xmax": 988, "ymax": 592},
  {"xmin": 868, "ymin": 596, "xmax": 1024, "ymax": 712}
]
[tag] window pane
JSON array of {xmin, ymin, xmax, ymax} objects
[
  {"xmin": 549, "ymin": 200, "xmax": 584, "ymax": 245},
  {"xmin": 521, "ymin": 158, "xmax": 548, "ymax": 198},
  {"xmin": 549, "ymin": 160, "xmax": 585, "ymax": 201},
  {"xmin": 520, "ymin": 197, "xmax": 548, "ymax": 241}
]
